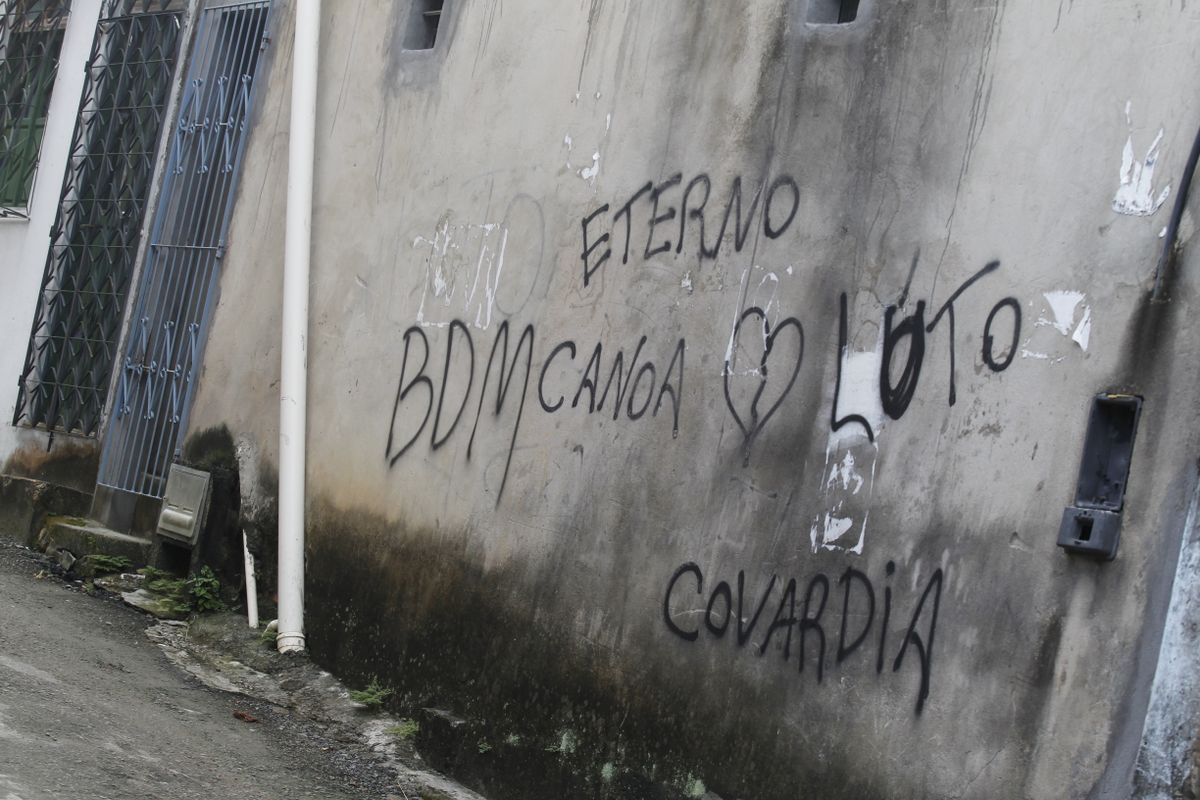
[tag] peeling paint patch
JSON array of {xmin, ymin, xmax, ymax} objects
[
  {"xmin": 828, "ymin": 338, "xmax": 885, "ymax": 450},
  {"xmin": 810, "ymin": 445, "xmax": 877, "ymax": 555},
  {"xmin": 1034, "ymin": 291, "xmax": 1092, "ymax": 353},
  {"xmin": 1071, "ymin": 306, "xmax": 1092, "ymax": 351},
  {"xmin": 413, "ymin": 219, "xmax": 508, "ymax": 330},
  {"xmin": 579, "ymin": 152, "xmax": 601, "ymax": 184},
  {"xmin": 563, "ymin": 113, "xmax": 612, "ymax": 188},
  {"xmin": 723, "ymin": 266, "xmax": 782, "ymax": 376},
  {"xmin": 811, "ymin": 513, "xmax": 855, "ymax": 550},
  {"xmin": 826, "ymin": 451, "xmax": 865, "ymax": 494},
  {"xmin": 1019, "ymin": 347, "xmax": 1064, "ymax": 364},
  {"xmin": 1113, "ymin": 102, "xmax": 1171, "ymax": 216},
  {"xmin": 1038, "ymin": 290, "xmax": 1084, "ymax": 335}
]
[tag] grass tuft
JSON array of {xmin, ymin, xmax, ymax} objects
[
  {"xmin": 349, "ymin": 677, "xmax": 393, "ymax": 708},
  {"xmin": 386, "ymin": 718, "xmax": 420, "ymax": 739}
]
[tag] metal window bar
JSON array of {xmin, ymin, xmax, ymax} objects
[
  {"xmin": 12, "ymin": 0, "xmax": 185, "ymax": 436},
  {"xmin": 0, "ymin": 0, "xmax": 71, "ymax": 217},
  {"xmin": 97, "ymin": 0, "xmax": 271, "ymax": 498}
]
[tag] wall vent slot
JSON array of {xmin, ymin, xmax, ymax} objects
[
  {"xmin": 1056, "ymin": 394, "xmax": 1143, "ymax": 561},
  {"xmin": 808, "ymin": 0, "xmax": 859, "ymax": 24},
  {"xmin": 404, "ymin": 0, "xmax": 444, "ymax": 50}
]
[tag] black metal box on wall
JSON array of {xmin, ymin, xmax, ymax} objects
[{"xmin": 1057, "ymin": 394, "xmax": 1143, "ymax": 560}]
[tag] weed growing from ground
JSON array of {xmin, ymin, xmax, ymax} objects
[
  {"xmin": 349, "ymin": 678, "xmax": 393, "ymax": 708},
  {"xmin": 137, "ymin": 565, "xmax": 225, "ymax": 615},
  {"xmin": 386, "ymin": 719, "xmax": 420, "ymax": 739},
  {"xmin": 89, "ymin": 555, "xmax": 132, "ymax": 575},
  {"xmin": 187, "ymin": 566, "xmax": 225, "ymax": 612}
]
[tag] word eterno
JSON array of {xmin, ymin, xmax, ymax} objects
[{"xmin": 581, "ymin": 172, "xmax": 803, "ymax": 285}]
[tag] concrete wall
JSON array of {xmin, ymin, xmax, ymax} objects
[
  {"xmin": 189, "ymin": 1, "xmax": 1200, "ymax": 796},
  {"xmin": 0, "ymin": 0, "xmax": 104, "ymax": 487}
]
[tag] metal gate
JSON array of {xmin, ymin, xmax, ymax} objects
[{"xmin": 97, "ymin": 0, "xmax": 271, "ymax": 497}]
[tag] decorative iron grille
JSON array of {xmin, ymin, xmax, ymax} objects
[
  {"xmin": 13, "ymin": 0, "xmax": 185, "ymax": 435},
  {"xmin": 0, "ymin": 0, "xmax": 71, "ymax": 216},
  {"xmin": 98, "ymin": 0, "xmax": 271, "ymax": 497}
]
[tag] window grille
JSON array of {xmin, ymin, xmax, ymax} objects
[
  {"xmin": 13, "ymin": 0, "xmax": 185, "ymax": 436},
  {"xmin": 97, "ymin": 0, "xmax": 272, "ymax": 497},
  {"xmin": 0, "ymin": 0, "xmax": 71, "ymax": 217}
]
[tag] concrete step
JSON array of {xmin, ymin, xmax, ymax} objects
[
  {"xmin": 36, "ymin": 516, "xmax": 152, "ymax": 568},
  {"xmin": 0, "ymin": 476, "xmax": 92, "ymax": 547}
]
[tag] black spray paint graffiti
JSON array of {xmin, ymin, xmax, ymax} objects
[
  {"xmin": 831, "ymin": 259, "xmax": 1022, "ymax": 443},
  {"xmin": 576, "ymin": 174, "xmax": 1024, "ymax": 456},
  {"xmin": 538, "ymin": 336, "xmax": 685, "ymax": 432},
  {"xmin": 581, "ymin": 172, "xmax": 801, "ymax": 286},
  {"xmin": 716, "ymin": 259, "xmax": 1023, "ymax": 455},
  {"xmin": 390, "ymin": 177, "xmax": 1026, "ymax": 494},
  {"xmin": 723, "ymin": 307, "xmax": 804, "ymax": 466},
  {"xmin": 663, "ymin": 560, "xmax": 944, "ymax": 714},
  {"xmin": 385, "ymin": 321, "xmax": 535, "ymax": 501},
  {"xmin": 386, "ymin": 321, "xmax": 685, "ymax": 502}
]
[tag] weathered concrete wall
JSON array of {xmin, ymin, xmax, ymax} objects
[
  {"xmin": 0, "ymin": 0, "xmax": 104, "ymax": 487},
  {"xmin": 189, "ymin": 1, "xmax": 1200, "ymax": 796}
]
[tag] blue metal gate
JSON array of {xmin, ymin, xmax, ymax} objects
[{"xmin": 97, "ymin": 0, "xmax": 272, "ymax": 497}]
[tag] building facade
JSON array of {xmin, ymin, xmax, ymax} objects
[{"xmin": 4, "ymin": 1, "xmax": 1200, "ymax": 797}]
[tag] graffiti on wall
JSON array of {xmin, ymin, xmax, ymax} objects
[
  {"xmin": 383, "ymin": 169, "xmax": 1040, "ymax": 717},
  {"xmin": 384, "ymin": 320, "xmax": 684, "ymax": 499},
  {"xmin": 388, "ymin": 170, "xmax": 1025, "ymax": 505},
  {"xmin": 662, "ymin": 559, "xmax": 944, "ymax": 713}
]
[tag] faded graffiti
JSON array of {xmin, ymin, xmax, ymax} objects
[{"xmin": 414, "ymin": 219, "xmax": 509, "ymax": 330}]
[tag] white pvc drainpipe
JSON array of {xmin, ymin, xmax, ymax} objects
[
  {"xmin": 278, "ymin": 0, "xmax": 322, "ymax": 654},
  {"xmin": 243, "ymin": 530, "xmax": 259, "ymax": 629}
]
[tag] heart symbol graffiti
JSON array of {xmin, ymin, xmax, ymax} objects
[{"xmin": 723, "ymin": 307, "xmax": 805, "ymax": 465}]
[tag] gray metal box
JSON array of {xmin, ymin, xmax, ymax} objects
[{"xmin": 156, "ymin": 465, "xmax": 211, "ymax": 546}]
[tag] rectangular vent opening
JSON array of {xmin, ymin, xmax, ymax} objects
[
  {"xmin": 404, "ymin": 0, "xmax": 444, "ymax": 50},
  {"xmin": 1076, "ymin": 516, "xmax": 1094, "ymax": 543},
  {"xmin": 1075, "ymin": 394, "xmax": 1142, "ymax": 512},
  {"xmin": 808, "ymin": 0, "xmax": 859, "ymax": 24}
]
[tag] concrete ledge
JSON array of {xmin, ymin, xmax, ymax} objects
[
  {"xmin": 37, "ymin": 517, "xmax": 152, "ymax": 565},
  {"xmin": 0, "ymin": 475, "xmax": 93, "ymax": 546}
]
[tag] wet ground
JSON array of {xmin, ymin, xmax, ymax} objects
[{"xmin": 0, "ymin": 537, "xmax": 399, "ymax": 800}]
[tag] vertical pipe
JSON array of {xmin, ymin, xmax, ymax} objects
[
  {"xmin": 243, "ymin": 529, "xmax": 259, "ymax": 629},
  {"xmin": 278, "ymin": 0, "xmax": 319, "ymax": 654}
]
